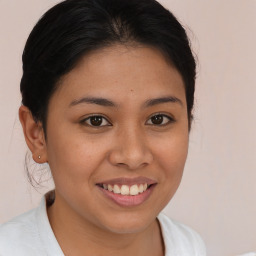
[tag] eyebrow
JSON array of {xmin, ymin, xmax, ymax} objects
[
  {"xmin": 69, "ymin": 96, "xmax": 183, "ymax": 108},
  {"xmin": 144, "ymin": 96, "xmax": 183, "ymax": 108},
  {"xmin": 69, "ymin": 97, "xmax": 117, "ymax": 107}
]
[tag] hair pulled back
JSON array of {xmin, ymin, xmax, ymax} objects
[{"xmin": 20, "ymin": 0, "xmax": 196, "ymax": 133}]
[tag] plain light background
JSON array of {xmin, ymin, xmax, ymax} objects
[{"xmin": 0, "ymin": 0, "xmax": 255, "ymax": 255}]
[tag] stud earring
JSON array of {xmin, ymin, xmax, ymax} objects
[{"xmin": 38, "ymin": 155, "xmax": 41, "ymax": 159}]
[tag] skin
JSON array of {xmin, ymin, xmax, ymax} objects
[{"xmin": 19, "ymin": 44, "xmax": 189, "ymax": 256}]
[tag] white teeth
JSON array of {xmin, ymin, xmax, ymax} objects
[
  {"xmin": 107, "ymin": 184, "xmax": 113, "ymax": 192},
  {"xmin": 120, "ymin": 185, "xmax": 129, "ymax": 195},
  {"xmin": 138, "ymin": 184, "xmax": 144, "ymax": 193},
  {"xmin": 130, "ymin": 184, "xmax": 139, "ymax": 196},
  {"xmin": 113, "ymin": 184, "xmax": 121, "ymax": 194},
  {"xmin": 102, "ymin": 183, "xmax": 150, "ymax": 195}
]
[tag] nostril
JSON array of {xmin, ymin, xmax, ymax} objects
[
  {"xmin": 116, "ymin": 162, "xmax": 129, "ymax": 167},
  {"xmin": 108, "ymin": 143, "xmax": 153, "ymax": 170}
]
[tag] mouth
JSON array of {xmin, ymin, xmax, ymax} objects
[
  {"xmin": 97, "ymin": 183, "xmax": 154, "ymax": 196},
  {"xmin": 96, "ymin": 177, "xmax": 157, "ymax": 207}
]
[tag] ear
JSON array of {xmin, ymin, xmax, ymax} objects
[{"xmin": 19, "ymin": 105, "xmax": 48, "ymax": 163}]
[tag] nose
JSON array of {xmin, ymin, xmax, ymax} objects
[{"xmin": 108, "ymin": 127, "xmax": 153, "ymax": 170}]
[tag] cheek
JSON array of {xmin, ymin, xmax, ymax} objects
[
  {"xmin": 45, "ymin": 126, "xmax": 104, "ymax": 185},
  {"xmin": 153, "ymin": 130, "xmax": 189, "ymax": 180},
  {"xmin": 144, "ymin": 130, "xmax": 188, "ymax": 212}
]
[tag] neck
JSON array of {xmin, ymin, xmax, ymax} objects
[{"xmin": 47, "ymin": 192, "xmax": 164, "ymax": 256}]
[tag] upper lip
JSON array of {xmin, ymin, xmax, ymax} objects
[{"xmin": 97, "ymin": 176, "xmax": 157, "ymax": 186}]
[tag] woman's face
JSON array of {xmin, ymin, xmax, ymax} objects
[{"xmin": 45, "ymin": 44, "xmax": 189, "ymax": 233}]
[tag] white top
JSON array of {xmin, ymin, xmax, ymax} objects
[
  {"xmin": 238, "ymin": 254, "xmax": 256, "ymax": 256},
  {"xmin": 0, "ymin": 194, "xmax": 206, "ymax": 256}
]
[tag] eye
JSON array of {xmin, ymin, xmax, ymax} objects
[
  {"xmin": 81, "ymin": 115, "xmax": 111, "ymax": 127},
  {"xmin": 146, "ymin": 114, "xmax": 174, "ymax": 126}
]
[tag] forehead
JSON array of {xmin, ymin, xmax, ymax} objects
[{"xmin": 52, "ymin": 44, "xmax": 186, "ymax": 106}]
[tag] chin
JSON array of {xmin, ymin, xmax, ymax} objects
[{"xmin": 98, "ymin": 211, "xmax": 157, "ymax": 234}]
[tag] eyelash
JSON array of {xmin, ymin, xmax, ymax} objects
[
  {"xmin": 80, "ymin": 113, "xmax": 175, "ymax": 127},
  {"xmin": 146, "ymin": 113, "xmax": 175, "ymax": 126},
  {"xmin": 80, "ymin": 115, "xmax": 111, "ymax": 127}
]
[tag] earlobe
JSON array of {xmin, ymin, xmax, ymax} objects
[{"xmin": 19, "ymin": 105, "xmax": 48, "ymax": 163}]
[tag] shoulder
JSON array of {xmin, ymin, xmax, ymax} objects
[
  {"xmin": 0, "ymin": 192, "xmax": 64, "ymax": 256},
  {"xmin": 238, "ymin": 254, "xmax": 256, "ymax": 256},
  {"xmin": 0, "ymin": 208, "xmax": 44, "ymax": 255},
  {"xmin": 158, "ymin": 213, "xmax": 206, "ymax": 256}
]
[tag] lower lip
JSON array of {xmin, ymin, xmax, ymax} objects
[{"xmin": 98, "ymin": 185, "xmax": 156, "ymax": 207}]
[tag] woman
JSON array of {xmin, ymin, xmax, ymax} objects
[{"xmin": 0, "ymin": 0, "xmax": 206, "ymax": 255}]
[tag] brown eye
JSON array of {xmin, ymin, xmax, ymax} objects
[
  {"xmin": 82, "ymin": 115, "xmax": 110, "ymax": 127},
  {"xmin": 151, "ymin": 115, "xmax": 164, "ymax": 125},
  {"xmin": 146, "ymin": 114, "xmax": 173, "ymax": 126},
  {"xmin": 90, "ymin": 116, "xmax": 103, "ymax": 126}
]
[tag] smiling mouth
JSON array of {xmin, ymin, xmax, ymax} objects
[
  {"xmin": 96, "ymin": 177, "xmax": 157, "ymax": 206},
  {"xmin": 97, "ymin": 183, "xmax": 154, "ymax": 196}
]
